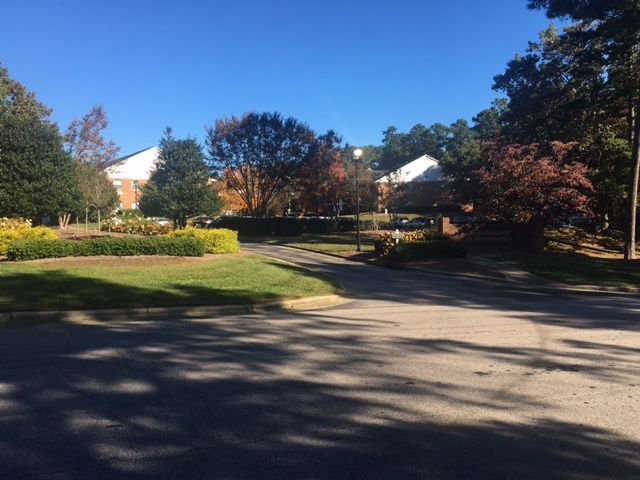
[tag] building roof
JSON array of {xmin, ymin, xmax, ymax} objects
[
  {"xmin": 104, "ymin": 146, "xmax": 160, "ymax": 180},
  {"xmin": 375, "ymin": 154, "xmax": 443, "ymax": 183}
]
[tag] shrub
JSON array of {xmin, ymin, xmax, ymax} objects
[
  {"xmin": 0, "ymin": 218, "xmax": 58, "ymax": 255},
  {"xmin": 336, "ymin": 218, "xmax": 375, "ymax": 232},
  {"xmin": 304, "ymin": 218, "xmax": 337, "ymax": 234},
  {"xmin": 374, "ymin": 229, "xmax": 434, "ymax": 257},
  {"xmin": 7, "ymin": 236, "xmax": 205, "ymax": 261},
  {"xmin": 388, "ymin": 237, "xmax": 467, "ymax": 262},
  {"xmin": 170, "ymin": 227, "xmax": 240, "ymax": 254},
  {"xmin": 271, "ymin": 217, "xmax": 305, "ymax": 236}
]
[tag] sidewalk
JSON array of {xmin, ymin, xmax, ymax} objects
[{"xmin": 407, "ymin": 255, "xmax": 640, "ymax": 295}]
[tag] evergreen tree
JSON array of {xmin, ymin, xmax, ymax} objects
[
  {"xmin": 140, "ymin": 128, "xmax": 221, "ymax": 227},
  {"xmin": 0, "ymin": 63, "xmax": 81, "ymax": 225}
]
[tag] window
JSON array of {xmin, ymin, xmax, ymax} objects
[
  {"xmin": 113, "ymin": 180, "xmax": 122, "ymax": 187},
  {"xmin": 131, "ymin": 203, "xmax": 137, "ymax": 209}
]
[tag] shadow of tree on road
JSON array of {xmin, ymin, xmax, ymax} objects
[{"xmin": 0, "ymin": 313, "xmax": 639, "ymax": 479}]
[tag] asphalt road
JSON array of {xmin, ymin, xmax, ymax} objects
[{"xmin": 1, "ymin": 243, "xmax": 639, "ymax": 479}]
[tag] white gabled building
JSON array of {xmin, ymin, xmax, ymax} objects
[
  {"xmin": 376, "ymin": 154, "xmax": 446, "ymax": 209},
  {"xmin": 104, "ymin": 146, "xmax": 160, "ymax": 210},
  {"xmin": 375, "ymin": 154, "xmax": 443, "ymax": 184}
]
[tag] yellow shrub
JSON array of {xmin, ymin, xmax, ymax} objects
[
  {"xmin": 0, "ymin": 221, "xmax": 58, "ymax": 255},
  {"xmin": 169, "ymin": 227, "xmax": 240, "ymax": 254}
]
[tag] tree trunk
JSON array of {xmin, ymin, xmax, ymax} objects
[
  {"xmin": 58, "ymin": 214, "xmax": 71, "ymax": 229},
  {"xmin": 97, "ymin": 209, "xmax": 101, "ymax": 236},
  {"xmin": 624, "ymin": 98, "xmax": 640, "ymax": 260},
  {"xmin": 85, "ymin": 208, "xmax": 89, "ymax": 231}
]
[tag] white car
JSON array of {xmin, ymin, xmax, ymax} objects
[{"xmin": 153, "ymin": 217, "xmax": 170, "ymax": 226}]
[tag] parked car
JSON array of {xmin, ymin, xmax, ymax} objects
[
  {"xmin": 153, "ymin": 217, "xmax": 170, "ymax": 226},
  {"xmin": 550, "ymin": 216, "xmax": 573, "ymax": 228},
  {"xmin": 191, "ymin": 215, "xmax": 214, "ymax": 227},
  {"xmin": 405, "ymin": 216, "xmax": 434, "ymax": 229},
  {"xmin": 391, "ymin": 216, "xmax": 410, "ymax": 227}
]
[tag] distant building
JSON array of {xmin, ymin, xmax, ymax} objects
[
  {"xmin": 104, "ymin": 147, "xmax": 159, "ymax": 210},
  {"xmin": 376, "ymin": 154, "xmax": 446, "ymax": 209}
]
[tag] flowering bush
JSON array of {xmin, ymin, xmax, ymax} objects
[
  {"xmin": 101, "ymin": 216, "xmax": 172, "ymax": 236},
  {"xmin": 374, "ymin": 229, "xmax": 433, "ymax": 257},
  {"xmin": 0, "ymin": 218, "xmax": 58, "ymax": 255}
]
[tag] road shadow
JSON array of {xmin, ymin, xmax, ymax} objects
[{"xmin": 0, "ymin": 317, "xmax": 639, "ymax": 479}]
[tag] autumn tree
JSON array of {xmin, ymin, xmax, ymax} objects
[
  {"xmin": 298, "ymin": 130, "xmax": 346, "ymax": 216},
  {"xmin": 0, "ymin": 63, "xmax": 81, "ymax": 225},
  {"xmin": 472, "ymin": 142, "xmax": 593, "ymax": 223},
  {"xmin": 206, "ymin": 112, "xmax": 317, "ymax": 217},
  {"xmin": 63, "ymin": 105, "xmax": 120, "ymax": 227},
  {"xmin": 496, "ymin": 2, "xmax": 640, "ymax": 258},
  {"xmin": 64, "ymin": 105, "xmax": 120, "ymax": 166},
  {"xmin": 141, "ymin": 129, "xmax": 221, "ymax": 228}
]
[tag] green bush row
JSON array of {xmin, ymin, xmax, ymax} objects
[
  {"xmin": 214, "ymin": 216, "xmax": 376, "ymax": 236},
  {"xmin": 7, "ymin": 236, "xmax": 205, "ymax": 261},
  {"xmin": 169, "ymin": 227, "xmax": 240, "ymax": 254},
  {"xmin": 386, "ymin": 237, "xmax": 467, "ymax": 262}
]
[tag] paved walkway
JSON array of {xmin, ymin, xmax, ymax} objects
[{"xmin": 0, "ymin": 243, "xmax": 639, "ymax": 479}]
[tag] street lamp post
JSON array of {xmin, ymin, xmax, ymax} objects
[{"xmin": 353, "ymin": 148, "xmax": 363, "ymax": 252}]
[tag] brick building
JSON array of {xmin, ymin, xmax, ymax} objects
[
  {"xmin": 376, "ymin": 154, "xmax": 446, "ymax": 210},
  {"xmin": 104, "ymin": 146, "xmax": 159, "ymax": 210}
]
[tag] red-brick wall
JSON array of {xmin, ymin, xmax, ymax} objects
[{"xmin": 111, "ymin": 178, "xmax": 147, "ymax": 210}]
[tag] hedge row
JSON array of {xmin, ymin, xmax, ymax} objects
[
  {"xmin": 7, "ymin": 236, "xmax": 205, "ymax": 261},
  {"xmin": 169, "ymin": 227, "xmax": 240, "ymax": 254},
  {"xmin": 0, "ymin": 224, "xmax": 58, "ymax": 255},
  {"xmin": 386, "ymin": 237, "xmax": 467, "ymax": 262},
  {"xmin": 215, "ymin": 217, "xmax": 303, "ymax": 236},
  {"xmin": 214, "ymin": 216, "xmax": 376, "ymax": 236}
]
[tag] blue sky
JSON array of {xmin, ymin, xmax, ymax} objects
[{"xmin": 1, "ymin": 1, "xmax": 553, "ymax": 155}]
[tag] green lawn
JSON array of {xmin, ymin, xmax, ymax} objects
[
  {"xmin": 495, "ymin": 252, "xmax": 640, "ymax": 289},
  {"xmin": 0, "ymin": 255, "xmax": 338, "ymax": 312},
  {"xmin": 269, "ymin": 233, "xmax": 377, "ymax": 253}
]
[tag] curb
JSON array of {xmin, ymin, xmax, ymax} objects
[{"xmin": 0, "ymin": 295, "xmax": 351, "ymax": 328}]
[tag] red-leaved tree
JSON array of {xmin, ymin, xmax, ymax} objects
[
  {"xmin": 298, "ymin": 130, "xmax": 346, "ymax": 216},
  {"xmin": 473, "ymin": 142, "xmax": 593, "ymax": 222}
]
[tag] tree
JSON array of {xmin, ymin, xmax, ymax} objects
[
  {"xmin": 376, "ymin": 124, "xmax": 449, "ymax": 172},
  {"xmin": 206, "ymin": 112, "xmax": 317, "ymax": 217},
  {"xmin": 64, "ymin": 105, "xmax": 120, "ymax": 166},
  {"xmin": 64, "ymin": 105, "xmax": 121, "ymax": 228},
  {"xmin": 298, "ymin": 130, "xmax": 346, "ymax": 216},
  {"xmin": 140, "ymin": 129, "xmax": 221, "ymax": 228},
  {"xmin": 472, "ymin": 142, "xmax": 593, "ymax": 223},
  {"xmin": 76, "ymin": 162, "xmax": 118, "ymax": 232},
  {"xmin": 0, "ymin": 63, "xmax": 81, "ymax": 225},
  {"xmin": 376, "ymin": 170, "xmax": 407, "ymax": 221},
  {"xmin": 496, "ymin": 2, "xmax": 640, "ymax": 258}
]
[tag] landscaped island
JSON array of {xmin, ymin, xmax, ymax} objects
[{"xmin": 0, "ymin": 254, "xmax": 338, "ymax": 312}]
